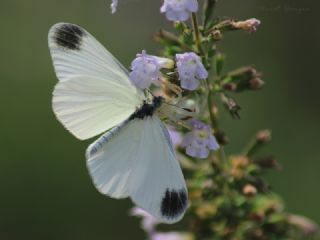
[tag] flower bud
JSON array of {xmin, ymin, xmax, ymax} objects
[
  {"xmin": 230, "ymin": 155, "xmax": 250, "ymax": 179},
  {"xmin": 220, "ymin": 94, "xmax": 241, "ymax": 119},
  {"xmin": 231, "ymin": 18, "xmax": 261, "ymax": 33},
  {"xmin": 254, "ymin": 156, "xmax": 282, "ymax": 171},
  {"xmin": 256, "ymin": 130, "xmax": 272, "ymax": 143},
  {"xmin": 221, "ymin": 67, "xmax": 264, "ymax": 92},
  {"xmin": 212, "ymin": 29, "xmax": 223, "ymax": 40},
  {"xmin": 250, "ymin": 76, "xmax": 264, "ymax": 90},
  {"xmin": 189, "ymin": 189, "xmax": 203, "ymax": 201},
  {"xmin": 214, "ymin": 130, "xmax": 229, "ymax": 145},
  {"xmin": 244, "ymin": 129, "xmax": 272, "ymax": 157},
  {"xmin": 243, "ymin": 184, "xmax": 257, "ymax": 197},
  {"xmin": 195, "ymin": 202, "xmax": 217, "ymax": 219},
  {"xmin": 222, "ymin": 83, "xmax": 236, "ymax": 91},
  {"xmin": 201, "ymin": 179, "xmax": 214, "ymax": 190},
  {"xmin": 231, "ymin": 155, "xmax": 249, "ymax": 168},
  {"xmin": 288, "ymin": 214, "xmax": 319, "ymax": 237},
  {"xmin": 248, "ymin": 213, "xmax": 265, "ymax": 223}
]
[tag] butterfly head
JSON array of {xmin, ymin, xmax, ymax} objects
[
  {"xmin": 130, "ymin": 96, "xmax": 164, "ymax": 120},
  {"xmin": 152, "ymin": 96, "xmax": 164, "ymax": 109}
]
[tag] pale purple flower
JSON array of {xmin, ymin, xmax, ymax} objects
[
  {"xmin": 130, "ymin": 50, "xmax": 174, "ymax": 90},
  {"xmin": 111, "ymin": 0, "xmax": 118, "ymax": 14},
  {"xmin": 130, "ymin": 208, "xmax": 191, "ymax": 240},
  {"xmin": 168, "ymin": 126, "xmax": 183, "ymax": 147},
  {"xmin": 152, "ymin": 232, "xmax": 187, "ymax": 240},
  {"xmin": 130, "ymin": 207, "xmax": 159, "ymax": 234},
  {"xmin": 160, "ymin": 0, "xmax": 198, "ymax": 22},
  {"xmin": 182, "ymin": 119, "xmax": 219, "ymax": 158},
  {"xmin": 176, "ymin": 52, "xmax": 208, "ymax": 90}
]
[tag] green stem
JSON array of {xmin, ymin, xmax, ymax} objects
[
  {"xmin": 206, "ymin": 79, "xmax": 218, "ymax": 130},
  {"xmin": 218, "ymin": 145, "xmax": 228, "ymax": 169},
  {"xmin": 242, "ymin": 137, "xmax": 266, "ymax": 157},
  {"xmin": 154, "ymin": 29, "xmax": 194, "ymax": 52},
  {"xmin": 206, "ymin": 80, "xmax": 228, "ymax": 168},
  {"xmin": 192, "ymin": 11, "xmax": 227, "ymax": 169},
  {"xmin": 191, "ymin": 13, "xmax": 204, "ymax": 56},
  {"xmin": 191, "ymin": 12, "xmax": 217, "ymax": 130},
  {"xmin": 242, "ymin": 138, "xmax": 258, "ymax": 156}
]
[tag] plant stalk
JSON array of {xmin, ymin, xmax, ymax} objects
[{"xmin": 191, "ymin": 13, "xmax": 204, "ymax": 56}]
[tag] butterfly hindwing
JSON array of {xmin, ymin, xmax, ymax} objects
[
  {"xmin": 86, "ymin": 116, "xmax": 188, "ymax": 223},
  {"xmin": 129, "ymin": 117, "xmax": 187, "ymax": 223}
]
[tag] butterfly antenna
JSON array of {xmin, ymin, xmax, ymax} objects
[{"xmin": 163, "ymin": 101, "xmax": 181, "ymax": 109}]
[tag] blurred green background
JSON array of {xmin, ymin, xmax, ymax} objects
[{"xmin": 0, "ymin": 0, "xmax": 319, "ymax": 239}]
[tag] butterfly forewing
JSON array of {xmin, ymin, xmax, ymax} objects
[
  {"xmin": 49, "ymin": 23, "xmax": 144, "ymax": 140},
  {"xmin": 52, "ymin": 75, "xmax": 143, "ymax": 140},
  {"xmin": 49, "ymin": 23, "xmax": 132, "ymax": 85}
]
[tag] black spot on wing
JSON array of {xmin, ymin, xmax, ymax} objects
[
  {"xmin": 161, "ymin": 189, "xmax": 187, "ymax": 219},
  {"xmin": 53, "ymin": 23, "xmax": 85, "ymax": 50}
]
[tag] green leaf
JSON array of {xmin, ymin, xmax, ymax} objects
[
  {"xmin": 182, "ymin": 31, "xmax": 194, "ymax": 46},
  {"xmin": 215, "ymin": 53, "xmax": 225, "ymax": 76},
  {"xmin": 203, "ymin": 0, "xmax": 218, "ymax": 29},
  {"xmin": 267, "ymin": 213, "xmax": 286, "ymax": 224},
  {"xmin": 174, "ymin": 22, "xmax": 188, "ymax": 33}
]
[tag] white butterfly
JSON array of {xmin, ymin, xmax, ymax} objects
[{"xmin": 48, "ymin": 23, "xmax": 188, "ymax": 223}]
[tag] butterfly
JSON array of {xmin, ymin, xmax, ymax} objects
[{"xmin": 48, "ymin": 23, "xmax": 188, "ymax": 223}]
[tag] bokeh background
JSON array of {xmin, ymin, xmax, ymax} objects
[{"xmin": 1, "ymin": 0, "xmax": 319, "ymax": 239}]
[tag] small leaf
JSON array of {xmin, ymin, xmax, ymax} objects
[
  {"xmin": 208, "ymin": 46, "xmax": 216, "ymax": 59},
  {"xmin": 182, "ymin": 31, "xmax": 194, "ymax": 45},
  {"xmin": 174, "ymin": 22, "xmax": 188, "ymax": 33},
  {"xmin": 267, "ymin": 213, "xmax": 286, "ymax": 224},
  {"xmin": 215, "ymin": 53, "xmax": 225, "ymax": 76},
  {"xmin": 203, "ymin": 0, "xmax": 218, "ymax": 28}
]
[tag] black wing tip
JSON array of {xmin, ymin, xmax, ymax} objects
[
  {"xmin": 52, "ymin": 23, "xmax": 86, "ymax": 50},
  {"xmin": 160, "ymin": 188, "xmax": 187, "ymax": 220}
]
